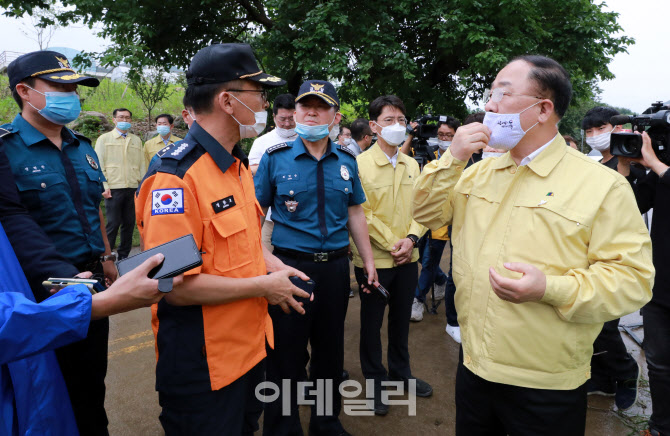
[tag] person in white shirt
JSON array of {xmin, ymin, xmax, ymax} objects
[{"xmin": 248, "ymin": 93, "xmax": 297, "ymax": 250}]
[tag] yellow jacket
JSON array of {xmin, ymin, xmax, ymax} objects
[
  {"xmin": 95, "ymin": 129, "xmax": 146, "ymax": 190},
  {"xmin": 412, "ymin": 135, "xmax": 654, "ymax": 390},
  {"xmin": 351, "ymin": 144, "xmax": 426, "ymax": 269},
  {"xmin": 144, "ymin": 133, "xmax": 182, "ymax": 166}
]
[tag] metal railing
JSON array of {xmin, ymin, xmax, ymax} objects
[{"xmin": 0, "ymin": 51, "xmax": 25, "ymax": 72}]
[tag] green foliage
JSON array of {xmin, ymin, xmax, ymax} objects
[
  {"xmin": 0, "ymin": 75, "xmax": 17, "ymax": 124},
  {"xmin": 1, "ymin": 0, "xmax": 633, "ymax": 122},
  {"xmin": 127, "ymin": 69, "xmax": 174, "ymax": 121},
  {"xmin": 78, "ymin": 78, "xmax": 184, "ymax": 122}
]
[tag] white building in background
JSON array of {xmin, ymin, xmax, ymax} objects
[{"xmin": 0, "ymin": 46, "xmax": 182, "ymax": 81}]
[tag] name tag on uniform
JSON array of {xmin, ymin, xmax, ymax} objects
[
  {"xmin": 152, "ymin": 188, "xmax": 185, "ymax": 215},
  {"xmin": 212, "ymin": 195, "xmax": 236, "ymax": 214}
]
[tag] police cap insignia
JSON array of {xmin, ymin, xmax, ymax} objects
[
  {"xmin": 310, "ymin": 83, "xmax": 325, "ymax": 92},
  {"xmin": 7, "ymin": 50, "xmax": 99, "ymax": 89}
]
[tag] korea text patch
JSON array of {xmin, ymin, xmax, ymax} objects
[{"xmin": 152, "ymin": 188, "xmax": 185, "ymax": 215}]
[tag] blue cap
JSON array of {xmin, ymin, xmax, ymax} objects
[
  {"xmin": 8, "ymin": 50, "xmax": 100, "ymax": 90},
  {"xmin": 296, "ymin": 80, "xmax": 340, "ymax": 107}
]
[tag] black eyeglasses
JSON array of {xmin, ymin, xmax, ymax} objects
[{"xmin": 226, "ymin": 89, "xmax": 269, "ymax": 103}]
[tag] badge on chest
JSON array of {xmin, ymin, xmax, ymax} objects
[{"xmin": 212, "ymin": 195, "xmax": 236, "ymax": 214}]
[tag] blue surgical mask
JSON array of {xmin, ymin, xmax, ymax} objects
[
  {"xmin": 117, "ymin": 121, "xmax": 132, "ymax": 131},
  {"xmin": 25, "ymin": 85, "xmax": 81, "ymax": 125},
  {"xmin": 295, "ymin": 116, "xmax": 336, "ymax": 142},
  {"xmin": 157, "ymin": 126, "xmax": 171, "ymax": 137}
]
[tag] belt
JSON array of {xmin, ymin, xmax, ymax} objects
[{"xmin": 273, "ymin": 247, "xmax": 348, "ymax": 263}]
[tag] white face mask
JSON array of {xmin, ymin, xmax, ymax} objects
[
  {"xmin": 438, "ymin": 140, "xmax": 451, "ymax": 151},
  {"xmin": 483, "ymin": 101, "xmax": 541, "ymax": 151},
  {"xmin": 275, "ymin": 127, "xmax": 297, "ymax": 139},
  {"xmin": 229, "ymin": 94, "xmax": 267, "ymax": 139},
  {"xmin": 329, "ymin": 124, "xmax": 340, "ymax": 141},
  {"xmin": 585, "ymin": 129, "xmax": 612, "ymax": 151},
  {"xmin": 375, "ymin": 122, "xmax": 406, "ymax": 147}
]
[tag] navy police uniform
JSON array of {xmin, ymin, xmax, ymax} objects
[
  {"xmin": 3, "ymin": 50, "xmax": 110, "ymax": 436},
  {"xmin": 254, "ymin": 128, "xmax": 366, "ymax": 434}
]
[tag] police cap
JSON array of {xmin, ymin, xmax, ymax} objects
[
  {"xmin": 8, "ymin": 50, "xmax": 100, "ymax": 90},
  {"xmin": 295, "ymin": 80, "xmax": 340, "ymax": 108},
  {"xmin": 186, "ymin": 43, "xmax": 286, "ymax": 87}
]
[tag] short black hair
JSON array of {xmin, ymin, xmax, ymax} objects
[
  {"xmin": 438, "ymin": 116, "xmax": 460, "ymax": 131},
  {"xmin": 11, "ymin": 78, "xmax": 36, "ymax": 110},
  {"xmin": 581, "ymin": 106, "xmax": 620, "ymax": 130},
  {"xmin": 113, "ymin": 108, "xmax": 132, "ymax": 118},
  {"xmin": 350, "ymin": 118, "xmax": 372, "ymax": 141},
  {"xmin": 463, "ymin": 112, "xmax": 485, "ymax": 125},
  {"xmin": 337, "ymin": 126, "xmax": 351, "ymax": 138},
  {"xmin": 563, "ymin": 134, "xmax": 577, "ymax": 145},
  {"xmin": 182, "ymin": 92, "xmax": 193, "ymax": 110},
  {"xmin": 369, "ymin": 95, "xmax": 406, "ymax": 122},
  {"xmin": 511, "ymin": 55, "xmax": 572, "ymax": 119},
  {"xmin": 183, "ymin": 79, "xmax": 244, "ymax": 114},
  {"xmin": 155, "ymin": 113, "xmax": 174, "ymax": 124},
  {"xmin": 273, "ymin": 93, "xmax": 295, "ymax": 115}
]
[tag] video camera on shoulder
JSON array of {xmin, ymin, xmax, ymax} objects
[
  {"xmin": 610, "ymin": 101, "xmax": 670, "ymax": 165},
  {"xmin": 410, "ymin": 114, "xmax": 449, "ymax": 169}
]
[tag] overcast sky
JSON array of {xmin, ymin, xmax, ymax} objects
[{"xmin": 0, "ymin": 0, "xmax": 666, "ymax": 113}]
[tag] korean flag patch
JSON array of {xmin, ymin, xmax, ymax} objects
[{"xmin": 151, "ymin": 188, "xmax": 184, "ymax": 216}]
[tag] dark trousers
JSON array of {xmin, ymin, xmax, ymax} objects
[
  {"xmin": 643, "ymin": 302, "xmax": 670, "ymax": 434},
  {"xmin": 414, "ymin": 234, "xmax": 447, "ymax": 302},
  {"xmin": 104, "ymin": 187, "xmax": 136, "ymax": 259},
  {"xmin": 444, "ymin": 239, "xmax": 458, "ymax": 327},
  {"xmin": 590, "ymin": 318, "xmax": 638, "ymax": 390},
  {"xmin": 55, "ymin": 261, "xmax": 109, "ymax": 436},
  {"xmin": 264, "ymin": 254, "xmax": 350, "ymax": 436},
  {"xmin": 455, "ymin": 350, "xmax": 587, "ymax": 436},
  {"xmin": 355, "ymin": 262, "xmax": 417, "ymax": 384},
  {"xmin": 159, "ymin": 360, "xmax": 265, "ymax": 436}
]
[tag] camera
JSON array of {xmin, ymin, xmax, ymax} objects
[
  {"xmin": 610, "ymin": 101, "xmax": 670, "ymax": 165},
  {"xmin": 409, "ymin": 114, "xmax": 448, "ymax": 169}
]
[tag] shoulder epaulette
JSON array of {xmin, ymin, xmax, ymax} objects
[
  {"xmin": 338, "ymin": 144, "xmax": 357, "ymax": 158},
  {"xmin": 72, "ymin": 130, "xmax": 92, "ymax": 144},
  {"xmin": 0, "ymin": 127, "xmax": 12, "ymax": 139},
  {"xmin": 267, "ymin": 142, "xmax": 289, "ymax": 154},
  {"xmin": 160, "ymin": 140, "xmax": 196, "ymax": 161},
  {"xmin": 156, "ymin": 143, "xmax": 176, "ymax": 158}
]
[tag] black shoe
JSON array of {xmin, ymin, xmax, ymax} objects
[
  {"xmin": 373, "ymin": 395, "xmax": 389, "ymax": 416},
  {"xmin": 342, "ymin": 369, "xmax": 349, "ymax": 381},
  {"xmin": 585, "ymin": 379, "xmax": 615, "ymax": 397},
  {"xmin": 390, "ymin": 376, "xmax": 433, "ymax": 397},
  {"xmin": 615, "ymin": 362, "xmax": 641, "ymax": 411}
]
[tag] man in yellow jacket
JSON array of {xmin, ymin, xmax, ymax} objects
[
  {"xmin": 143, "ymin": 113, "xmax": 182, "ymax": 166},
  {"xmin": 350, "ymin": 95, "xmax": 431, "ymax": 416},
  {"xmin": 412, "ymin": 55, "xmax": 654, "ymax": 435},
  {"xmin": 95, "ymin": 108, "xmax": 146, "ymax": 260}
]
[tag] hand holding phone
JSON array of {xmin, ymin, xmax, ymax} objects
[
  {"xmin": 363, "ymin": 274, "xmax": 389, "ymax": 300},
  {"xmin": 289, "ymin": 276, "xmax": 316, "ymax": 304},
  {"xmin": 43, "ymin": 278, "xmax": 102, "ymax": 295}
]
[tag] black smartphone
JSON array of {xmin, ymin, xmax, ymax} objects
[
  {"xmin": 290, "ymin": 276, "xmax": 316, "ymax": 303},
  {"xmin": 363, "ymin": 274, "xmax": 389, "ymax": 300},
  {"xmin": 116, "ymin": 234, "xmax": 202, "ymax": 280}
]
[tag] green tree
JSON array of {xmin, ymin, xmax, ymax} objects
[
  {"xmin": 127, "ymin": 69, "xmax": 173, "ymax": 122},
  {"xmin": 2, "ymin": 0, "xmax": 633, "ymax": 119}
]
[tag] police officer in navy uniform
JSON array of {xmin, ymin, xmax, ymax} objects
[
  {"xmin": 254, "ymin": 80, "xmax": 379, "ymax": 436},
  {"xmin": 2, "ymin": 50, "xmax": 117, "ymax": 436}
]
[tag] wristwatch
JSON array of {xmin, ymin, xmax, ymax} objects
[
  {"xmin": 406, "ymin": 234, "xmax": 419, "ymax": 247},
  {"xmin": 100, "ymin": 253, "xmax": 117, "ymax": 262}
]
